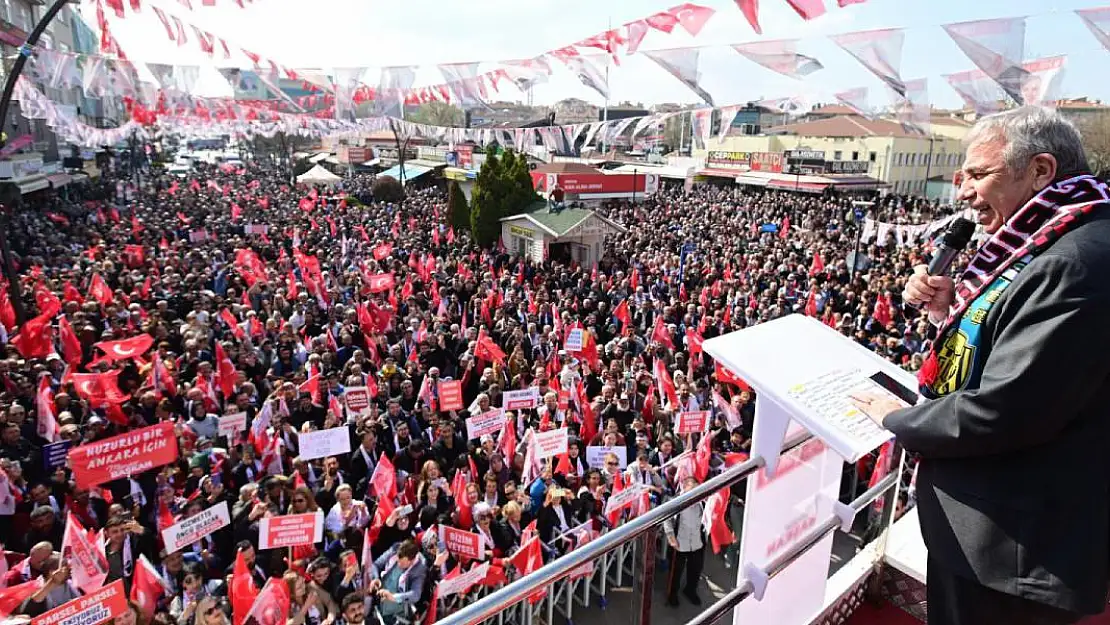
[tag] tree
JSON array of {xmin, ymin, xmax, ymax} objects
[
  {"xmin": 1078, "ymin": 115, "xmax": 1110, "ymax": 178},
  {"xmin": 470, "ymin": 152, "xmax": 504, "ymax": 247},
  {"xmin": 447, "ymin": 180, "xmax": 469, "ymax": 231},
  {"xmin": 372, "ymin": 176, "xmax": 404, "ymax": 204},
  {"xmin": 469, "ymin": 150, "xmax": 541, "ymax": 248},
  {"xmin": 407, "ymin": 102, "xmax": 465, "ymax": 127}
]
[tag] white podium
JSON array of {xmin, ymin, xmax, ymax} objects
[{"xmin": 703, "ymin": 315, "xmax": 919, "ymax": 624}]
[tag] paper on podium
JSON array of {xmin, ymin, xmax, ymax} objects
[{"xmin": 704, "ymin": 314, "xmax": 917, "ymax": 463}]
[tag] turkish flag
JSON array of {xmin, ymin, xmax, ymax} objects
[
  {"xmin": 369, "ymin": 452, "xmax": 397, "ymax": 501},
  {"xmin": 34, "ymin": 284, "xmax": 61, "ymax": 317},
  {"xmin": 367, "ymin": 273, "xmax": 395, "ymax": 293},
  {"xmin": 11, "ymin": 311, "xmax": 54, "ymax": 359},
  {"xmin": 702, "ymin": 488, "xmax": 735, "ymax": 554},
  {"xmin": 94, "ymin": 334, "xmax": 154, "ymax": 362},
  {"xmin": 130, "ymin": 555, "xmax": 168, "ymax": 620},
  {"xmin": 62, "ymin": 281, "xmax": 84, "ymax": 305},
  {"xmin": 475, "ymin": 332, "xmax": 506, "ymax": 364},
  {"xmin": 58, "ymin": 315, "xmax": 82, "ymax": 367},
  {"xmin": 0, "ymin": 579, "xmax": 41, "ymax": 617},
  {"xmin": 242, "ymin": 578, "xmax": 291, "ymax": 625},
  {"xmin": 230, "ymin": 550, "xmax": 258, "ymax": 625},
  {"xmin": 215, "ymin": 342, "xmax": 237, "ymax": 397},
  {"xmin": 686, "ymin": 328, "xmax": 704, "ymax": 356},
  {"xmin": 695, "ymin": 429, "xmax": 714, "ymax": 482},
  {"xmin": 68, "ymin": 370, "xmax": 128, "ymax": 407},
  {"xmin": 614, "ymin": 299, "xmax": 631, "ymax": 326},
  {"xmin": 506, "ymin": 538, "xmax": 546, "ymax": 603},
  {"xmin": 651, "ymin": 316, "xmax": 674, "ymax": 349},
  {"xmin": 87, "ymin": 273, "xmax": 113, "ymax": 306}
]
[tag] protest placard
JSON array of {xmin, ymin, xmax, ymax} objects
[
  {"xmin": 676, "ymin": 410, "xmax": 711, "ymax": 435},
  {"xmin": 259, "ymin": 511, "xmax": 324, "ymax": 549},
  {"xmin": 245, "ymin": 224, "xmax": 269, "ymax": 235},
  {"xmin": 344, "ymin": 386, "xmax": 370, "ymax": 413},
  {"xmin": 297, "ymin": 428, "xmax": 351, "ymax": 461},
  {"xmin": 503, "ymin": 387, "xmax": 539, "ymax": 410},
  {"xmin": 43, "ymin": 440, "xmax": 71, "ymax": 471},
  {"xmin": 440, "ymin": 525, "xmax": 485, "ymax": 561},
  {"xmin": 162, "ymin": 501, "xmax": 231, "ymax": 554},
  {"xmin": 68, "ymin": 422, "xmax": 178, "ymax": 489},
  {"xmin": 466, "ymin": 409, "xmax": 504, "ymax": 440},
  {"xmin": 586, "ymin": 446, "xmax": 627, "ymax": 469},
  {"xmin": 605, "ymin": 483, "xmax": 646, "ymax": 515},
  {"xmin": 32, "ymin": 580, "xmax": 128, "ymax": 625},
  {"xmin": 189, "ymin": 230, "xmax": 208, "ymax": 243},
  {"xmin": 564, "ymin": 328, "xmax": 584, "ymax": 352},
  {"xmin": 219, "ymin": 412, "xmax": 248, "ymax": 438},
  {"xmin": 438, "ymin": 380, "xmax": 464, "ymax": 412},
  {"xmin": 534, "ymin": 427, "xmax": 569, "ymax": 460},
  {"xmin": 439, "ymin": 562, "xmax": 491, "ymax": 597},
  {"xmin": 557, "ymin": 389, "xmax": 570, "ymax": 411}
]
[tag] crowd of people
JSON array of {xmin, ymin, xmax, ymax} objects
[{"xmin": 0, "ymin": 152, "xmax": 953, "ymax": 625}]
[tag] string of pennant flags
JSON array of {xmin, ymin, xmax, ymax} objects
[{"xmin": 19, "ymin": 4, "xmax": 1110, "ymax": 146}]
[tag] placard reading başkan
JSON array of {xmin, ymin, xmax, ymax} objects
[
  {"xmin": 439, "ymin": 562, "xmax": 491, "ymax": 597},
  {"xmin": 466, "ymin": 409, "xmax": 504, "ymax": 440},
  {"xmin": 440, "ymin": 525, "xmax": 485, "ymax": 561},
  {"xmin": 438, "ymin": 380, "xmax": 464, "ymax": 412},
  {"xmin": 534, "ymin": 428, "xmax": 569, "ymax": 460},
  {"xmin": 259, "ymin": 511, "xmax": 324, "ymax": 549},
  {"xmin": 162, "ymin": 501, "xmax": 231, "ymax": 554},
  {"xmin": 219, "ymin": 412, "xmax": 248, "ymax": 438},
  {"xmin": 503, "ymin": 387, "xmax": 539, "ymax": 410},
  {"xmin": 676, "ymin": 410, "xmax": 711, "ymax": 435},
  {"xmin": 68, "ymin": 422, "xmax": 179, "ymax": 489},
  {"xmin": 32, "ymin": 579, "xmax": 128, "ymax": 625},
  {"xmin": 298, "ymin": 428, "xmax": 351, "ymax": 461}
]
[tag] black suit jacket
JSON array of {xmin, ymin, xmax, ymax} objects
[{"xmin": 885, "ymin": 212, "xmax": 1110, "ymax": 615}]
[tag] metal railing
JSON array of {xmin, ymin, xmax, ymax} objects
[{"xmin": 437, "ymin": 430, "xmax": 816, "ymax": 625}]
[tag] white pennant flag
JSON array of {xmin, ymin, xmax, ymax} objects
[
  {"xmin": 378, "ymin": 66, "xmax": 416, "ymax": 118},
  {"xmin": 642, "ymin": 48, "xmax": 715, "ymax": 106},
  {"xmin": 439, "ymin": 62, "xmax": 490, "ymax": 109},
  {"xmin": 564, "ymin": 54, "xmax": 609, "ymax": 99}
]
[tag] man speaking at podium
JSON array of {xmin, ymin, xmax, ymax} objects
[{"xmin": 854, "ymin": 107, "xmax": 1110, "ymax": 624}]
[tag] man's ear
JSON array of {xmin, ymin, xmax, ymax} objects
[{"xmin": 1029, "ymin": 153, "xmax": 1058, "ymax": 191}]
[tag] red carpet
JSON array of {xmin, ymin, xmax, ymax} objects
[{"xmin": 844, "ymin": 603, "xmax": 1110, "ymax": 625}]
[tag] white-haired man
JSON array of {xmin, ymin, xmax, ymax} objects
[{"xmin": 854, "ymin": 106, "xmax": 1110, "ymax": 624}]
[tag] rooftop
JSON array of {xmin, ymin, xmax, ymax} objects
[
  {"xmin": 502, "ymin": 201, "xmax": 627, "ymax": 237},
  {"xmin": 532, "ymin": 161, "xmax": 601, "ymax": 174},
  {"xmin": 767, "ymin": 114, "xmax": 926, "ymax": 139}
]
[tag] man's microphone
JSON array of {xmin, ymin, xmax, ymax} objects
[{"xmin": 927, "ymin": 217, "xmax": 977, "ymax": 276}]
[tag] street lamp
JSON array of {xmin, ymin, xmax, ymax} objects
[{"xmin": 0, "ymin": 0, "xmax": 74, "ymax": 326}]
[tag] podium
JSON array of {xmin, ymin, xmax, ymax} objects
[{"xmin": 703, "ymin": 314, "xmax": 919, "ymax": 624}]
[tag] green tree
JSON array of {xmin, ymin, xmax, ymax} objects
[
  {"xmin": 447, "ymin": 180, "xmax": 469, "ymax": 231},
  {"xmin": 470, "ymin": 152, "xmax": 504, "ymax": 247}
]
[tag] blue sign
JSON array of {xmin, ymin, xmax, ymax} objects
[
  {"xmin": 43, "ymin": 440, "xmax": 71, "ymax": 471},
  {"xmin": 760, "ymin": 223, "xmax": 779, "ymax": 233},
  {"xmin": 854, "ymin": 208, "xmax": 866, "ymax": 221}
]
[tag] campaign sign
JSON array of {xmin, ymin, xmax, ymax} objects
[
  {"xmin": 438, "ymin": 380, "xmax": 464, "ymax": 412},
  {"xmin": 604, "ymin": 483, "xmax": 646, "ymax": 515},
  {"xmin": 298, "ymin": 428, "xmax": 352, "ymax": 461},
  {"xmin": 503, "ymin": 387, "xmax": 539, "ymax": 411},
  {"xmin": 259, "ymin": 511, "xmax": 324, "ymax": 549},
  {"xmin": 557, "ymin": 389, "xmax": 570, "ymax": 411},
  {"xmin": 466, "ymin": 409, "xmax": 504, "ymax": 440},
  {"xmin": 534, "ymin": 427, "xmax": 569, "ymax": 460},
  {"xmin": 189, "ymin": 230, "xmax": 208, "ymax": 243},
  {"xmin": 564, "ymin": 328, "xmax": 584, "ymax": 352},
  {"xmin": 676, "ymin": 410, "xmax": 711, "ymax": 435},
  {"xmin": 68, "ymin": 422, "xmax": 178, "ymax": 489},
  {"xmin": 43, "ymin": 440, "xmax": 72, "ymax": 471},
  {"xmin": 219, "ymin": 412, "xmax": 248, "ymax": 438},
  {"xmin": 586, "ymin": 446, "xmax": 627, "ymax": 469},
  {"xmin": 440, "ymin": 525, "xmax": 485, "ymax": 561},
  {"xmin": 439, "ymin": 562, "xmax": 491, "ymax": 597},
  {"xmin": 162, "ymin": 501, "xmax": 231, "ymax": 554},
  {"xmin": 32, "ymin": 579, "xmax": 128, "ymax": 625},
  {"xmin": 344, "ymin": 386, "xmax": 370, "ymax": 413},
  {"xmin": 245, "ymin": 224, "xmax": 269, "ymax": 235}
]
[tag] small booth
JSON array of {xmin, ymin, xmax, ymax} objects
[
  {"xmin": 500, "ymin": 202, "xmax": 627, "ymax": 266},
  {"xmin": 296, "ymin": 164, "xmax": 343, "ymax": 187}
]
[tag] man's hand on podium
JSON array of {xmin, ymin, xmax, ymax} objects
[{"xmin": 849, "ymin": 392, "xmax": 903, "ymax": 425}]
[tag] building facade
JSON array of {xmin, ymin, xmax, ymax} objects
[{"xmin": 697, "ymin": 114, "xmax": 965, "ymax": 198}]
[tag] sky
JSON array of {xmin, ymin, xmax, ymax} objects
[{"xmin": 85, "ymin": 0, "xmax": 1110, "ymax": 112}]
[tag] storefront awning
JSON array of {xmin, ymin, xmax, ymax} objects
[
  {"xmin": 378, "ymin": 163, "xmax": 433, "ymax": 185},
  {"xmin": 18, "ymin": 177, "xmax": 49, "ymax": 194},
  {"xmin": 47, "ymin": 173, "xmax": 71, "ymax": 188},
  {"xmin": 308, "ymin": 152, "xmax": 331, "ymax": 163}
]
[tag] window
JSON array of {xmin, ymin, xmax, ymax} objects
[
  {"xmin": 834, "ymin": 150, "xmax": 842, "ymax": 161},
  {"xmin": 851, "ymin": 151, "xmax": 859, "ymax": 161},
  {"xmin": 895, "ymin": 153, "xmax": 903, "ymax": 166},
  {"xmin": 869, "ymin": 151, "xmax": 877, "ymax": 162}
]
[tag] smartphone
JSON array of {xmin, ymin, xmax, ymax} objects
[
  {"xmin": 868, "ymin": 371, "xmax": 919, "ymax": 407},
  {"xmin": 396, "ymin": 504, "xmax": 413, "ymax": 517},
  {"xmin": 432, "ymin": 478, "xmax": 448, "ymax": 490},
  {"xmin": 343, "ymin": 552, "xmax": 358, "ymax": 570}
]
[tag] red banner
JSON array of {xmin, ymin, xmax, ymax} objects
[
  {"xmin": 32, "ymin": 580, "xmax": 128, "ymax": 625},
  {"xmin": 441, "ymin": 526, "xmax": 484, "ymax": 561},
  {"xmin": 68, "ymin": 422, "xmax": 178, "ymax": 489},
  {"xmin": 259, "ymin": 512, "xmax": 323, "ymax": 549},
  {"xmin": 749, "ymin": 152, "xmax": 784, "ymax": 173},
  {"xmin": 532, "ymin": 172, "xmax": 658, "ymax": 195},
  {"xmin": 438, "ymin": 380, "xmax": 464, "ymax": 412}
]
